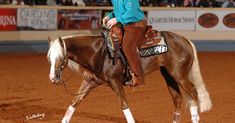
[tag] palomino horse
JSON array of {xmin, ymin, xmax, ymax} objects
[{"xmin": 47, "ymin": 30, "xmax": 212, "ymax": 123}]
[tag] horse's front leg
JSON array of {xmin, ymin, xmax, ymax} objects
[
  {"xmin": 62, "ymin": 79, "xmax": 97, "ymax": 123},
  {"xmin": 109, "ymin": 79, "xmax": 135, "ymax": 123}
]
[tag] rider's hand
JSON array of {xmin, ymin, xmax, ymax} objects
[
  {"xmin": 103, "ymin": 16, "xmax": 109, "ymax": 27},
  {"xmin": 106, "ymin": 18, "xmax": 117, "ymax": 29}
]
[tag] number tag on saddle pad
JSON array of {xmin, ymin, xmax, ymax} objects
[{"xmin": 139, "ymin": 35, "xmax": 168, "ymax": 57}]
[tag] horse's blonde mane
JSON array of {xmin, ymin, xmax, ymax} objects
[{"xmin": 47, "ymin": 38, "xmax": 65, "ymax": 61}]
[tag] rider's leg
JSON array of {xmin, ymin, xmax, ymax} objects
[{"xmin": 122, "ymin": 24, "xmax": 145, "ymax": 86}]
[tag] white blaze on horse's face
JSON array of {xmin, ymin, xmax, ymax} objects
[{"xmin": 47, "ymin": 38, "xmax": 66, "ymax": 84}]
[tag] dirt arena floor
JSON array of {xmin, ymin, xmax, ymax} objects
[{"xmin": 0, "ymin": 52, "xmax": 234, "ymax": 123}]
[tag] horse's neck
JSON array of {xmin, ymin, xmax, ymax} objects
[{"xmin": 65, "ymin": 36, "xmax": 107, "ymax": 74}]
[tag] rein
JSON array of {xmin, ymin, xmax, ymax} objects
[
  {"xmin": 61, "ymin": 60, "xmax": 90, "ymax": 96},
  {"xmin": 62, "ymin": 69, "xmax": 93, "ymax": 96},
  {"xmin": 62, "ymin": 71, "xmax": 89, "ymax": 96},
  {"xmin": 62, "ymin": 71, "xmax": 77, "ymax": 96}
]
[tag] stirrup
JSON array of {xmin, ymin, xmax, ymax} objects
[
  {"xmin": 125, "ymin": 80, "xmax": 138, "ymax": 87},
  {"xmin": 125, "ymin": 73, "xmax": 140, "ymax": 87}
]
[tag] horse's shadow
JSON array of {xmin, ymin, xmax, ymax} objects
[{"xmin": 77, "ymin": 112, "xmax": 150, "ymax": 123}]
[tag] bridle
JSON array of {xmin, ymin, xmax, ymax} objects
[
  {"xmin": 60, "ymin": 55, "xmax": 68, "ymax": 70},
  {"xmin": 60, "ymin": 38, "xmax": 68, "ymax": 70}
]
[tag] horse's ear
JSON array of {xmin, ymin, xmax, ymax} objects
[
  {"xmin": 48, "ymin": 37, "xmax": 52, "ymax": 42},
  {"xmin": 48, "ymin": 37, "xmax": 52, "ymax": 46},
  {"xmin": 58, "ymin": 36, "xmax": 64, "ymax": 48}
]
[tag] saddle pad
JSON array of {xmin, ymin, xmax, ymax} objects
[
  {"xmin": 104, "ymin": 30, "xmax": 168, "ymax": 58},
  {"xmin": 139, "ymin": 36, "xmax": 168, "ymax": 57}
]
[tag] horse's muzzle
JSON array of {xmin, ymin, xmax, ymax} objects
[{"xmin": 49, "ymin": 75, "xmax": 63, "ymax": 85}]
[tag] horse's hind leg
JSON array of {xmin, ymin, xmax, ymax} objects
[
  {"xmin": 169, "ymin": 62, "xmax": 200, "ymax": 123},
  {"xmin": 167, "ymin": 70, "xmax": 200, "ymax": 123},
  {"xmin": 62, "ymin": 79, "xmax": 98, "ymax": 123},
  {"xmin": 109, "ymin": 79, "xmax": 135, "ymax": 123},
  {"xmin": 160, "ymin": 67, "xmax": 182, "ymax": 123},
  {"xmin": 178, "ymin": 77, "xmax": 200, "ymax": 123},
  {"xmin": 165, "ymin": 59, "xmax": 199, "ymax": 122}
]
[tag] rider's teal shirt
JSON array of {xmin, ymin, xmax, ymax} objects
[{"xmin": 108, "ymin": 0, "xmax": 145, "ymax": 25}]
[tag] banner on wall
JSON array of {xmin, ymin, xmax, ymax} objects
[
  {"xmin": 0, "ymin": 9, "xmax": 17, "ymax": 31},
  {"xmin": 58, "ymin": 10, "xmax": 101, "ymax": 30},
  {"xmin": 147, "ymin": 10, "xmax": 196, "ymax": 31},
  {"xmin": 196, "ymin": 11, "xmax": 235, "ymax": 30},
  {"xmin": 17, "ymin": 8, "xmax": 57, "ymax": 30}
]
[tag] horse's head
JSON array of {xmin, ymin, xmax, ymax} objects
[{"xmin": 47, "ymin": 37, "xmax": 68, "ymax": 85}]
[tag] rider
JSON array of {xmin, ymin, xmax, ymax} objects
[{"xmin": 103, "ymin": 0, "xmax": 146, "ymax": 86}]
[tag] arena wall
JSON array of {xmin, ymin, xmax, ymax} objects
[{"xmin": 0, "ymin": 5, "xmax": 235, "ymax": 52}]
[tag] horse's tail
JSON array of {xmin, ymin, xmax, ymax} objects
[{"xmin": 188, "ymin": 40, "xmax": 212, "ymax": 113}]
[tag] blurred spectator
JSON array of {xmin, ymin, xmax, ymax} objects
[
  {"xmin": 72, "ymin": 0, "xmax": 85, "ymax": 6},
  {"xmin": 22, "ymin": 0, "xmax": 48, "ymax": 5},
  {"xmin": 149, "ymin": 0, "xmax": 159, "ymax": 6},
  {"xmin": 47, "ymin": 0, "xmax": 57, "ymax": 5},
  {"xmin": 12, "ymin": 0, "xmax": 17, "ymax": 4},
  {"xmin": 184, "ymin": 0, "xmax": 190, "ymax": 6},
  {"xmin": 62, "ymin": 0, "xmax": 73, "ymax": 5},
  {"xmin": 157, "ymin": 0, "xmax": 169, "ymax": 6},
  {"xmin": 216, "ymin": 0, "xmax": 226, "ymax": 6},
  {"xmin": 56, "ymin": 0, "xmax": 62, "ymax": 5},
  {"xmin": 83, "ymin": 0, "xmax": 111, "ymax": 6},
  {"xmin": 210, "ymin": 0, "xmax": 220, "ymax": 6},
  {"xmin": 1, "ymin": 0, "xmax": 12, "ymax": 4},
  {"xmin": 35, "ymin": 0, "xmax": 47, "ymax": 5},
  {"xmin": 221, "ymin": 0, "xmax": 235, "ymax": 7},
  {"xmin": 23, "ymin": 0, "xmax": 46, "ymax": 5},
  {"xmin": 11, "ymin": 0, "xmax": 25, "ymax": 5},
  {"xmin": 184, "ymin": 0, "xmax": 197, "ymax": 7},
  {"xmin": 197, "ymin": 0, "xmax": 218, "ymax": 7},
  {"xmin": 139, "ymin": 0, "xmax": 163, "ymax": 6},
  {"xmin": 0, "ymin": 0, "xmax": 6, "ymax": 4},
  {"xmin": 197, "ymin": 0, "xmax": 210, "ymax": 7},
  {"xmin": 140, "ymin": 0, "xmax": 151, "ymax": 6},
  {"xmin": 23, "ymin": 0, "xmax": 34, "ymax": 5},
  {"xmin": 169, "ymin": 0, "xmax": 183, "ymax": 7}
]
